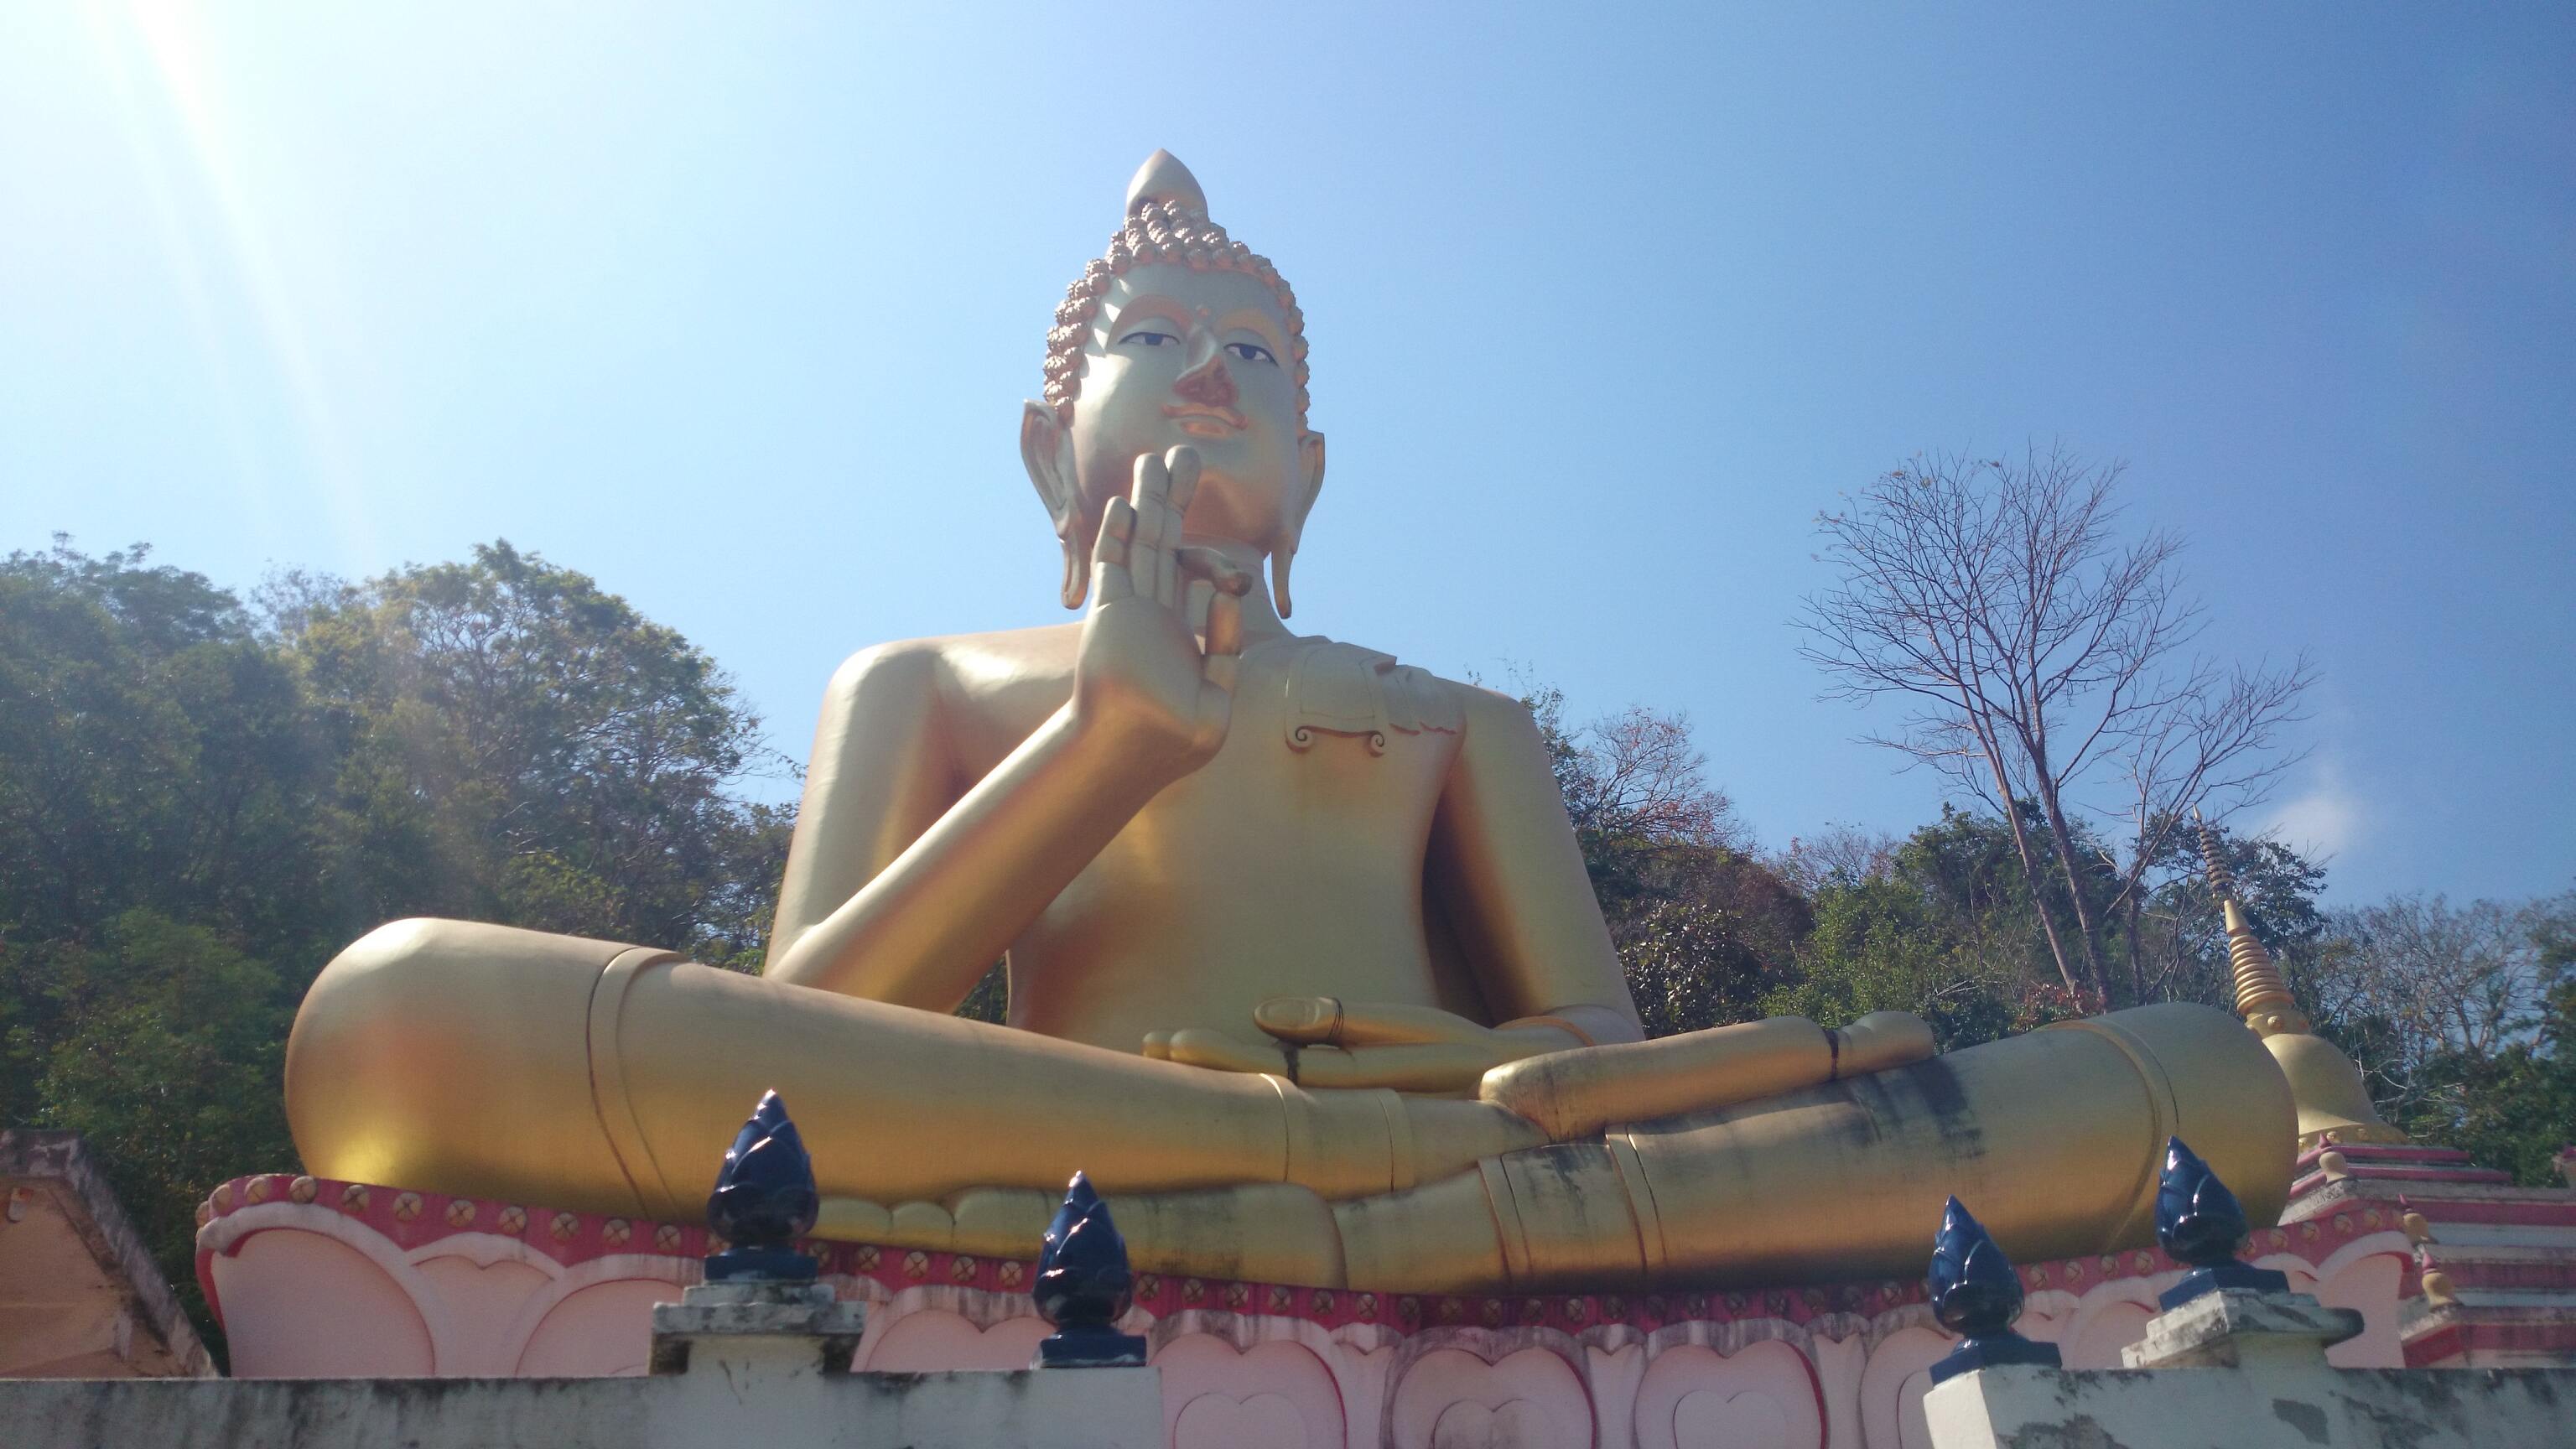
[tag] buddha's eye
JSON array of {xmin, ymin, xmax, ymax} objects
[
  {"xmin": 1225, "ymin": 341, "xmax": 1278, "ymax": 366},
  {"xmin": 1118, "ymin": 330, "xmax": 1179, "ymax": 348}
]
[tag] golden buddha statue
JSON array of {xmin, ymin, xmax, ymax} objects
[{"xmin": 287, "ymin": 152, "xmax": 2304, "ymax": 1293}]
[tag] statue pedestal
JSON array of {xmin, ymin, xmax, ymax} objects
[
  {"xmin": 4, "ymin": 1205, "xmax": 1156, "ymax": 1447},
  {"xmin": 195, "ymin": 1169, "xmax": 2430, "ymax": 1448}
]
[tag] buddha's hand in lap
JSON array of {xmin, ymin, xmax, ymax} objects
[
  {"xmin": 1076, "ymin": 447, "xmax": 1255, "ymax": 775},
  {"xmin": 1144, "ymin": 999, "xmax": 1587, "ymax": 1097}
]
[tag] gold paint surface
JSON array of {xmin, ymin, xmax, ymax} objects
[{"xmin": 284, "ymin": 153, "xmax": 2306, "ymax": 1293}]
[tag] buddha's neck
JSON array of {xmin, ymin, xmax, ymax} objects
[{"xmin": 1182, "ymin": 534, "xmax": 1296, "ymax": 646}]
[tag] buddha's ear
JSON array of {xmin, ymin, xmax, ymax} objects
[
  {"xmin": 1022, "ymin": 401, "xmax": 1088, "ymax": 610},
  {"xmin": 1273, "ymin": 430, "xmax": 1326, "ymax": 619}
]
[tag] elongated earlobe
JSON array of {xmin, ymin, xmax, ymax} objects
[
  {"xmin": 1272, "ymin": 430, "xmax": 1326, "ymax": 620},
  {"xmin": 1023, "ymin": 401, "xmax": 1089, "ymax": 610},
  {"xmin": 1059, "ymin": 530, "xmax": 1087, "ymax": 610}
]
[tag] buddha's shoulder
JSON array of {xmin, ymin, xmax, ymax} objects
[
  {"xmin": 823, "ymin": 623, "xmax": 1079, "ymax": 705},
  {"xmin": 1259, "ymin": 636, "xmax": 1530, "ymax": 741}
]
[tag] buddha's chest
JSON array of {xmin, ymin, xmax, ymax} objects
[
  {"xmin": 1179, "ymin": 637, "xmax": 1458, "ymax": 824},
  {"xmin": 1011, "ymin": 640, "xmax": 1462, "ymax": 1034},
  {"xmin": 1070, "ymin": 639, "xmax": 1461, "ymax": 887}
]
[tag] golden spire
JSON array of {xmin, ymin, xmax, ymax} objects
[
  {"xmin": 2195, "ymin": 812, "xmax": 2304, "ymax": 1035},
  {"xmin": 2194, "ymin": 810, "xmax": 2406, "ymax": 1147}
]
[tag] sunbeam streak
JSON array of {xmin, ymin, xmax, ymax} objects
[{"xmin": 108, "ymin": 0, "xmax": 377, "ymax": 567}]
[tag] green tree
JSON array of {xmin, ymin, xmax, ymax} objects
[
  {"xmin": 1622, "ymin": 892, "xmax": 1792, "ymax": 1039},
  {"xmin": 2397, "ymin": 893, "xmax": 2576, "ymax": 1185},
  {"xmin": 2127, "ymin": 821, "xmax": 2331, "ymax": 1013},
  {"xmin": 1524, "ymin": 686, "xmax": 1807, "ymax": 1036},
  {"xmin": 0, "ymin": 540, "xmax": 336, "ymax": 959},
  {"xmin": 1891, "ymin": 805, "xmax": 2076, "ymax": 1000},
  {"xmin": 285, "ymin": 540, "xmax": 795, "ymax": 963},
  {"xmin": 1764, "ymin": 875, "xmax": 2015, "ymax": 1050},
  {"xmin": 0, "ymin": 538, "xmax": 336, "ymax": 1352},
  {"xmin": 0, "ymin": 538, "xmax": 798, "ymax": 1360},
  {"xmin": 3, "ymin": 912, "xmax": 295, "ymax": 1319}
]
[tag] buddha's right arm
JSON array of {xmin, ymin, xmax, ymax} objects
[{"xmin": 762, "ymin": 643, "xmax": 1174, "ymax": 1009}]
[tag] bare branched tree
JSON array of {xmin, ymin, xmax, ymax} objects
[
  {"xmin": 1774, "ymin": 823, "xmax": 1901, "ymax": 895},
  {"xmin": 1561, "ymin": 704, "xmax": 1746, "ymax": 853},
  {"xmin": 2283, "ymin": 893, "xmax": 2558, "ymax": 1124},
  {"xmin": 2341, "ymin": 895, "xmax": 2545, "ymax": 1055},
  {"xmin": 1796, "ymin": 445, "xmax": 2312, "ymax": 999}
]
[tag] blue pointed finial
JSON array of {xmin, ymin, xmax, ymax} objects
[
  {"xmin": 1929, "ymin": 1197, "xmax": 2023, "ymax": 1337},
  {"xmin": 2154, "ymin": 1137, "xmax": 2288, "ymax": 1307},
  {"xmin": 704, "ymin": 1090, "xmax": 820, "ymax": 1282},
  {"xmin": 1925, "ymin": 1197, "xmax": 2061, "ymax": 1384},
  {"xmin": 1032, "ymin": 1171, "xmax": 1147, "ymax": 1368}
]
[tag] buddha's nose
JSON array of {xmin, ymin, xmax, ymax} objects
[{"xmin": 1173, "ymin": 331, "xmax": 1238, "ymax": 408}]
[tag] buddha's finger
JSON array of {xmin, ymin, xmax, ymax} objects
[
  {"xmin": 1156, "ymin": 469, "xmax": 1188, "ymax": 605},
  {"xmin": 1254, "ymin": 997, "xmax": 1493, "ymax": 1048},
  {"xmin": 1122, "ymin": 452, "xmax": 1184, "ymax": 607},
  {"xmin": 1174, "ymin": 546, "xmax": 1255, "ymax": 599},
  {"xmin": 1159, "ymin": 451, "xmax": 1197, "ymax": 600},
  {"xmin": 1091, "ymin": 496, "xmax": 1139, "ymax": 605},
  {"xmin": 1292, "ymin": 1042, "xmax": 1489, "ymax": 1093},
  {"xmin": 1124, "ymin": 512, "xmax": 1176, "ymax": 609},
  {"xmin": 1163, "ymin": 446, "xmax": 1202, "ymax": 517},
  {"xmin": 1129, "ymin": 449, "xmax": 1171, "ymax": 511},
  {"xmin": 1161, "ymin": 1028, "xmax": 1291, "ymax": 1077},
  {"xmin": 1124, "ymin": 454, "xmax": 1168, "ymax": 600},
  {"xmin": 1202, "ymin": 592, "xmax": 1242, "ymax": 693},
  {"xmin": 1156, "ymin": 455, "xmax": 1197, "ymax": 604},
  {"xmin": 1176, "ymin": 553, "xmax": 1245, "ymax": 694}
]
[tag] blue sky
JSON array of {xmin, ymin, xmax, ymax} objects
[{"xmin": 3, "ymin": 3, "xmax": 2569, "ymax": 905}]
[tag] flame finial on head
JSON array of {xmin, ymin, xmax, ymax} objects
[{"xmin": 1124, "ymin": 149, "xmax": 1208, "ymax": 217}]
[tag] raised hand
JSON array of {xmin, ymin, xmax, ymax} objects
[
  {"xmin": 1075, "ymin": 447, "xmax": 1254, "ymax": 774},
  {"xmin": 1145, "ymin": 999, "xmax": 1587, "ymax": 1095}
]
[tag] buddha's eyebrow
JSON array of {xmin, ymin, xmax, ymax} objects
[
  {"xmin": 1104, "ymin": 294, "xmax": 1190, "ymax": 332},
  {"xmin": 1216, "ymin": 306, "xmax": 1290, "ymax": 354}
]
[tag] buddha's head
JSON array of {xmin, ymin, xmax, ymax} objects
[{"xmin": 1023, "ymin": 151, "xmax": 1327, "ymax": 615}]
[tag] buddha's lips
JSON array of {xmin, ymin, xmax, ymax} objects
[{"xmin": 1163, "ymin": 404, "xmax": 1246, "ymax": 434}]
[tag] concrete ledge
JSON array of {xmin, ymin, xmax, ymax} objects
[
  {"xmin": 0, "ymin": 1368, "xmax": 1161, "ymax": 1448},
  {"xmin": 1927, "ymin": 1363, "xmax": 2575, "ymax": 1448},
  {"xmin": 647, "ymin": 1278, "xmax": 868, "ymax": 1374},
  {"xmin": 2123, "ymin": 1287, "xmax": 2361, "ymax": 1368},
  {"xmin": 1, "ymin": 1130, "xmax": 212, "ymax": 1378}
]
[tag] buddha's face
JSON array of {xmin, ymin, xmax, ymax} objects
[{"xmin": 1063, "ymin": 262, "xmax": 1316, "ymax": 552}]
